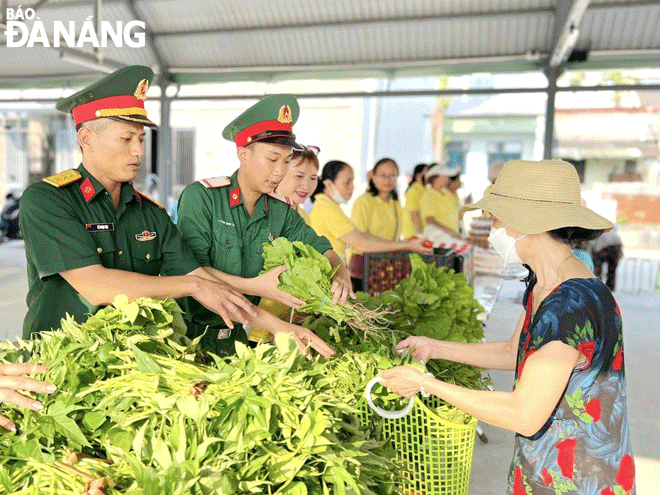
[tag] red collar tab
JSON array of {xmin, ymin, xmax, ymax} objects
[
  {"xmin": 80, "ymin": 177, "xmax": 96, "ymax": 202},
  {"xmin": 229, "ymin": 186, "xmax": 241, "ymax": 207},
  {"xmin": 234, "ymin": 119, "xmax": 293, "ymax": 148},
  {"xmin": 72, "ymin": 94, "xmax": 146, "ymax": 126}
]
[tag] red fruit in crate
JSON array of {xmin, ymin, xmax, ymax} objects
[
  {"xmin": 377, "ymin": 270, "xmax": 386, "ymax": 278},
  {"xmin": 422, "ymin": 240, "xmax": 433, "ymax": 248},
  {"xmin": 386, "ymin": 265, "xmax": 394, "ymax": 272}
]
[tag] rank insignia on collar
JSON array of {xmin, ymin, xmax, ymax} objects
[
  {"xmin": 135, "ymin": 230, "xmax": 157, "ymax": 241},
  {"xmin": 80, "ymin": 178, "xmax": 96, "ymax": 202},
  {"xmin": 229, "ymin": 186, "xmax": 241, "ymax": 207},
  {"xmin": 277, "ymin": 104, "xmax": 292, "ymax": 124},
  {"xmin": 268, "ymin": 233, "xmax": 274, "ymax": 242}
]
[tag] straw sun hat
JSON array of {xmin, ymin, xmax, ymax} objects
[{"xmin": 464, "ymin": 159, "xmax": 613, "ymax": 235}]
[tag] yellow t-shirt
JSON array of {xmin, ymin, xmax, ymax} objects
[
  {"xmin": 403, "ymin": 181, "xmax": 426, "ymax": 238},
  {"xmin": 481, "ymin": 184, "xmax": 494, "ymax": 217},
  {"xmin": 419, "ymin": 188, "xmax": 460, "ymax": 233},
  {"xmin": 296, "ymin": 205, "xmax": 312, "ymax": 227},
  {"xmin": 309, "ymin": 193, "xmax": 355, "ymax": 261},
  {"xmin": 347, "ymin": 192, "xmax": 402, "ymax": 262}
]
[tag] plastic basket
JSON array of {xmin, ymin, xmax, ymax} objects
[
  {"xmin": 357, "ymin": 396, "xmax": 477, "ymax": 495},
  {"xmin": 362, "ymin": 249, "xmax": 469, "ymax": 296}
]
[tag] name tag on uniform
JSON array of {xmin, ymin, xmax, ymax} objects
[{"xmin": 86, "ymin": 223, "xmax": 115, "ymax": 232}]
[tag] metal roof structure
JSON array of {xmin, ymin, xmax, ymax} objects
[{"xmin": 0, "ymin": 0, "xmax": 659, "ymax": 87}]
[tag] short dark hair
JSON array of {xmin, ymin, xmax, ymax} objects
[
  {"xmin": 367, "ymin": 157, "xmax": 399, "ymax": 201},
  {"xmin": 312, "ymin": 160, "xmax": 351, "ymax": 201},
  {"xmin": 548, "ymin": 226, "xmax": 606, "ymax": 248}
]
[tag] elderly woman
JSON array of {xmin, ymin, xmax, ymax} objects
[{"xmin": 380, "ymin": 160, "xmax": 636, "ymax": 494}]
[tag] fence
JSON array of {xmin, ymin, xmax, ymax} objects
[{"xmin": 616, "ymin": 257, "xmax": 660, "ymax": 295}]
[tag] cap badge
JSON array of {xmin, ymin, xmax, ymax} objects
[
  {"xmin": 277, "ymin": 105, "xmax": 292, "ymax": 124},
  {"xmin": 134, "ymin": 79, "xmax": 149, "ymax": 101}
]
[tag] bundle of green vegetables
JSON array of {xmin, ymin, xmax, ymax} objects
[
  {"xmin": 0, "ymin": 296, "xmax": 398, "ymax": 495},
  {"xmin": 261, "ymin": 238, "xmax": 391, "ymax": 335}
]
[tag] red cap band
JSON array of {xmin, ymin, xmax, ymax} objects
[
  {"xmin": 72, "ymin": 95, "xmax": 146, "ymax": 126},
  {"xmin": 234, "ymin": 119, "xmax": 293, "ymax": 147}
]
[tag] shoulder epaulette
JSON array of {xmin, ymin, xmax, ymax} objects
[
  {"xmin": 267, "ymin": 192, "xmax": 293, "ymax": 206},
  {"xmin": 43, "ymin": 169, "xmax": 82, "ymax": 188},
  {"xmin": 199, "ymin": 176, "xmax": 231, "ymax": 189},
  {"xmin": 135, "ymin": 190, "xmax": 164, "ymax": 209}
]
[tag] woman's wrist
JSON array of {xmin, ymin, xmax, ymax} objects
[{"xmin": 419, "ymin": 372, "xmax": 433, "ymax": 397}]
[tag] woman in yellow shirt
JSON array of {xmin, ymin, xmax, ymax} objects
[
  {"xmin": 403, "ymin": 163, "xmax": 429, "ymax": 238},
  {"xmin": 419, "ymin": 164, "xmax": 462, "ymax": 236},
  {"xmin": 310, "ymin": 160, "xmax": 432, "ymax": 291}
]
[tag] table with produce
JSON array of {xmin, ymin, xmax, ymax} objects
[{"xmin": 1, "ymin": 238, "xmax": 495, "ymax": 495}]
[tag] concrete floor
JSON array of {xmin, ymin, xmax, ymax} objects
[{"xmin": 1, "ymin": 241, "xmax": 659, "ymax": 493}]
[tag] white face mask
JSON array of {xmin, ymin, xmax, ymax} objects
[
  {"xmin": 488, "ymin": 227, "xmax": 527, "ymax": 264},
  {"xmin": 327, "ymin": 184, "xmax": 348, "ymax": 205}
]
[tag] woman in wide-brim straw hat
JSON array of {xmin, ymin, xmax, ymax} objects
[{"xmin": 379, "ymin": 159, "xmax": 636, "ymax": 494}]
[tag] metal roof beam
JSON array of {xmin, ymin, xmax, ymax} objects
[
  {"xmin": 124, "ymin": 0, "xmax": 168, "ymax": 74},
  {"xmin": 548, "ymin": 0, "xmax": 591, "ymax": 68},
  {"xmin": 3, "ymin": 82, "xmax": 660, "ymax": 103}
]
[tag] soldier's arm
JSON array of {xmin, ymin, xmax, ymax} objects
[{"xmin": 59, "ymin": 265, "xmax": 256, "ymax": 329}]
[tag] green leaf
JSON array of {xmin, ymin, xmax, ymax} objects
[
  {"xmin": 47, "ymin": 401, "xmax": 90, "ymax": 447},
  {"xmin": 132, "ymin": 344, "xmax": 163, "ymax": 373}
]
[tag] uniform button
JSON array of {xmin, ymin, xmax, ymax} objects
[
  {"xmin": 97, "ymin": 247, "xmax": 102, "ymax": 253},
  {"xmin": 118, "ymin": 250, "xmax": 123, "ymax": 255},
  {"xmin": 146, "ymin": 253, "xmax": 151, "ymax": 260}
]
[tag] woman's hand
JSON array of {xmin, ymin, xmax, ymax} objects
[
  {"xmin": 396, "ymin": 336, "xmax": 441, "ymax": 363},
  {"xmin": 406, "ymin": 237, "xmax": 434, "ymax": 255},
  {"xmin": 0, "ymin": 363, "xmax": 56, "ymax": 432},
  {"xmin": 330, "ymin": 265, "xmax": 355, "ymax": 305},
  {"xmin": 249, "ymin": 266, "xmax": 306, "ymax": 309},
  {"xmin": 379, "ymin": 366, "xmax": 428, "ymax": 400}
]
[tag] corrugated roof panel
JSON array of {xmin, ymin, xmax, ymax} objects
[
  {"xmin": 136, "ymin": 0, "xmax": 555, "ymax": 33},
  {"xmin": 581, "ymin": 3, "xmax": 660, "ymax": 51},
  {"xmin": 158, "ymin": 10, "xmax": 553, "ymax": 68}
]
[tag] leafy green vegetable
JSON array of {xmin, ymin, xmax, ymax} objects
[
  {"xmin": 262, "ymin": 237, "xmax": 390, "ymax": 334},
  {"xmin": 0, "ymin": 297, "xmax": 398, "ymax": 495}
]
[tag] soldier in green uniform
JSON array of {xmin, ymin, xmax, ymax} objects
[
  {"xmin": 19, "ymin": 65, "xmax": 267, "ymax": 340},
  {"xmin": 177, "ymin": 95, "xmax": 353, "ymax": 357}
]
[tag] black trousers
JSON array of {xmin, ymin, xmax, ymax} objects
[{"xmin": 592, "ymin": 245, "xmax": 623, "ymax": 291}]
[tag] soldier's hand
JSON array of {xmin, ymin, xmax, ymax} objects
[
  {"xmin": 0, "ymin": 363, "xmax": 56, "ymax": 432},
  {"xmin": 193, "ymin": 279, "xmax": 257, "ymax": 329},
  {"xmin": 330, "ymin": 265, "xmax": 355, "ymax": 306},
  {"xmin": 250, "ymin": 266, "xmax": 306, "ymax": 309},
  {"xmin": 275, "ymin": 323, "xmax": 335, "ymax": 360}
]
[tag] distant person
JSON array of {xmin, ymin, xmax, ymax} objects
[
  {"xmin": 309, "ymin": 160, "xmax": 432, "ymax": 291},
  {"xmin": 349, "ymin": 158, "xmax": 405, "ymax": 291},
  {"xmin": 419, "ymin": 164, "xmax": 462, "ymax": 236},
  {"xmin": 483, "ymin": 161, "xmax": 505, "ymax": 197},
  {"xmin": 589, "ymin": 225, "xmax": 623, "ymax": 291},
  {"xmin": 403, "ymin": 163, "xmax": 429, "ymax": 238}
]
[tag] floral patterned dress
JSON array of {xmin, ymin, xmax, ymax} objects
[{"xmin": 506, "ymin": 277, "xmax": 636, "ymax": 495}]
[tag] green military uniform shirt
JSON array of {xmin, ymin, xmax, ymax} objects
[
  {"xmin": 176, "ymin": 170, "xmax": 332, "ymax": 354},
  {"xmin": 20, "ymin": 165, "xmax": 201, "ymax": 339}
]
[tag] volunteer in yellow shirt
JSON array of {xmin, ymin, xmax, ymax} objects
[
  {"xmin": 402, "ymin": 163, "xmax": 429, "ymax": 238},
  {"xmin": 419, "ymin": 164, "xmax": 462, "ymax": 236},
  {"xmin": 310, "ymin": 160, "xmax": 432, "ymax": 290}
]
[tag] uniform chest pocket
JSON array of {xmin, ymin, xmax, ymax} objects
[
  {"xmin": 130, "ymin": 239, "xmax": 163, "ymax": 276},
  {"xmin": 213, "ymin": 224, "xmax": 243, "ymax": 275},
  {"xmin": 90, "ymin": 231, "xmax": 118, "ymax": 266}
]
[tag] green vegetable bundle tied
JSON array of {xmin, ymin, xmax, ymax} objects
[{"xmin": 262, "ymin": 237, "xmax": 390, "ymax": 335}]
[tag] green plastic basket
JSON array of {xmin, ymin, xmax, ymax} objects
[{"xmin": 358, "ymin": 396, "xmax": 477, "ymax": 495}]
